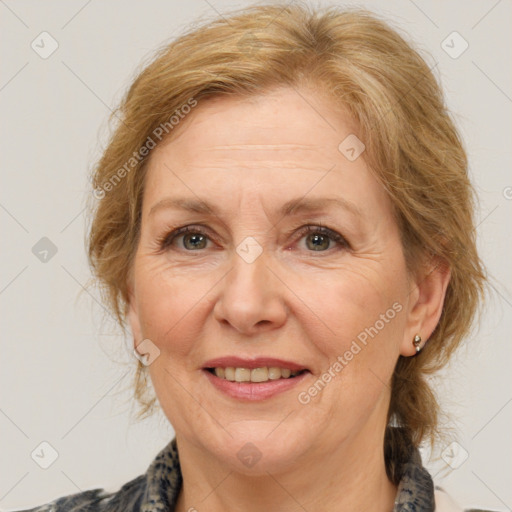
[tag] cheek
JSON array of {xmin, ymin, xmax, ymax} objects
[
  {"xmin": 296, "ymin": 269, "xmax": 404, "ymax": 424},
  {"xmin": 296, "ymin": 260, "xmax": 406, "ymax": 356},
  {"xmin": 134, "ymin": 257, "xmax": 216, "ymax": 360},
  {"xmin": 312, "ymin": 265, "xmax": 405, "ymax": 404}
]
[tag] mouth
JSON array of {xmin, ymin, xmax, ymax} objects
[
  {"xmin": 201, "ymin": 357, "xmax": 311, "ymax": 401},
  {"xmin": 205, "ymin": 366, "xmax": 309, "ymax": 383}
]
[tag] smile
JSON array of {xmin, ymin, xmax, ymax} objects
[{"xmin": 206, "ymin": 366, "xmax": 307, "ymax": 383}]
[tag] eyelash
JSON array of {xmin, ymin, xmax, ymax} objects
[{"xmin": 155, "ymin": 223, "xmax": 350, "ymax": 253}]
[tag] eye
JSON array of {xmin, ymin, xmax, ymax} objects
[
  {"xmin": 157, "ymin": 225, "xmax": 212, "ymax": 251},
  {"xmin": 156, "ymin": 223, "xmax": 349, "ymax": 253},
  {"xmin": 295, "ymin": 224, "xmax": 349, "ymax": 253}
]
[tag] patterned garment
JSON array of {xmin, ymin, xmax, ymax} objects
[{"xmin": 11, "ymin": 436, "xmax": 491, "ymax": 512}]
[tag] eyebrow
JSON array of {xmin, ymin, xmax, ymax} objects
[{"xmin": 149, "ymin": 195, "xmax": 363, "ymax": 220}]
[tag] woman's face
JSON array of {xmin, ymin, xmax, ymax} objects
[{"xmin": 128, "ymin": 87, "xmax": 424, "ymax": 473}]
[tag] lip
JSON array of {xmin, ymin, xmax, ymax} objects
[
  {"xmin": 203, "ymin": 368, "xmax": 310, "ymax": 401},
  {"xmin": 202, "ymin": 356, "xmax": 309, "ymax": 372}
]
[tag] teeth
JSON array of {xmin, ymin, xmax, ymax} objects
[
  {"xmin": 224, "ymin": 367, "xmax": 235, "ymax": 381},
  {"xmin": 234, "ymin": 368, "xmax": 251, "ymax": 382},
  {"xmin": 268, "ymin": 367, "xmax": 281, "ymax": 380},
  {"xmin": 211, "ymin": 366, "xmax": 302, "ymax": 383},
  {"xmin": 251, "ymin": 367, "xmax": 268, "ymax": 382}
]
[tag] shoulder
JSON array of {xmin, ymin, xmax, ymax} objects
[
  {"xmin": 8, "ymin": 438, "xmax": 181, "ymax": 512},
  {"xmin": 8, "ymin": 473, "xmax": 146, "ymax": 512},
  {"xmin": 435, "ymin": 487, "xmax": 498, "ymax": 512}
]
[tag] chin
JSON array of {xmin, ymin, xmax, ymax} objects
[{"xmin": 206, "ymin": 425, "xmax": 309, "ymax": 475}]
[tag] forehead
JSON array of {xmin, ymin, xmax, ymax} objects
[
  {"xmin": 142, "ymin": 87, "xmax": 390, "ymax": 220},
  {"xmin": 157, "ymin": 87, "xmax": 356, "ymax": 166}
]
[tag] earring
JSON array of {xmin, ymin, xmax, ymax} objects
[{"xmin": 413, "ymin": 334, "xmax": 422, "ymax": 353}]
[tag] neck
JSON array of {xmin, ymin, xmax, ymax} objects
[{"xmin": 174, "ymin": 426, "xmax": 397, "ymax": 512}]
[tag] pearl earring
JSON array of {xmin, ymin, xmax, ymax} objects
[{"xmin": 413, "ymin": 334, "xmax": 422, "ymax": 353}]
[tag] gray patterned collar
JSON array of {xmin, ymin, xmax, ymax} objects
[{"xmin": 392, "ymin": 442, "xmax": 435, "ymax": 511}]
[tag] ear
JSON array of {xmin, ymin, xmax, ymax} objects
[
  {"xmin": 126, "ymin": 277, "xmax": 142, "ymax": 347},
  {"xmin": 400, "ymin": 258, "xmax": 451, "ymax": 356}
]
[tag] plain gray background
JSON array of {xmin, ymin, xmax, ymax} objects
[{"xmin": 1, "ymin": 0, "xmax": 511, "ymax": 510}]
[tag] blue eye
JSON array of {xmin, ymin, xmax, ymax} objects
[
  {"xmin": 158, "ymin": 226, "xmax": 210, "ymax": 251},
  {"xmin": 157, "ymin": 224, "xmax": 349, "ymax": 253},
  {"xmin": 296, "ymin": 225, "xmax": 349, "ymax": 252}
]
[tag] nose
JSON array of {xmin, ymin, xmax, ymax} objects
[{"xmin": 213, "ymin": 247, "xmax": 288, "ymax": 335}]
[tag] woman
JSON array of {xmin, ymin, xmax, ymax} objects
[{"xmin": 13, "ymin": 3, "xmax": 492, "ymax": 511}]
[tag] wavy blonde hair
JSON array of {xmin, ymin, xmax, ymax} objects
[{"xmin": 87, "ymin": 2, "xmax": 486, "ymax": 483}]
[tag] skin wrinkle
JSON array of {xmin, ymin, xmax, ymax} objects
[
  {"xmin": 127, "ymin": 87, "xmax": 450, "ymax": 512},
  {"xmin": 146, "ymin": 195, "xmax": 366, "ymax": 246},
  {"xmin": 199, "ymin": 143, "xmax": 323, "ymax": 149},
  {"xmin": 189, "ymin": 160, "xmax": 335, "ymax": 170}
]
